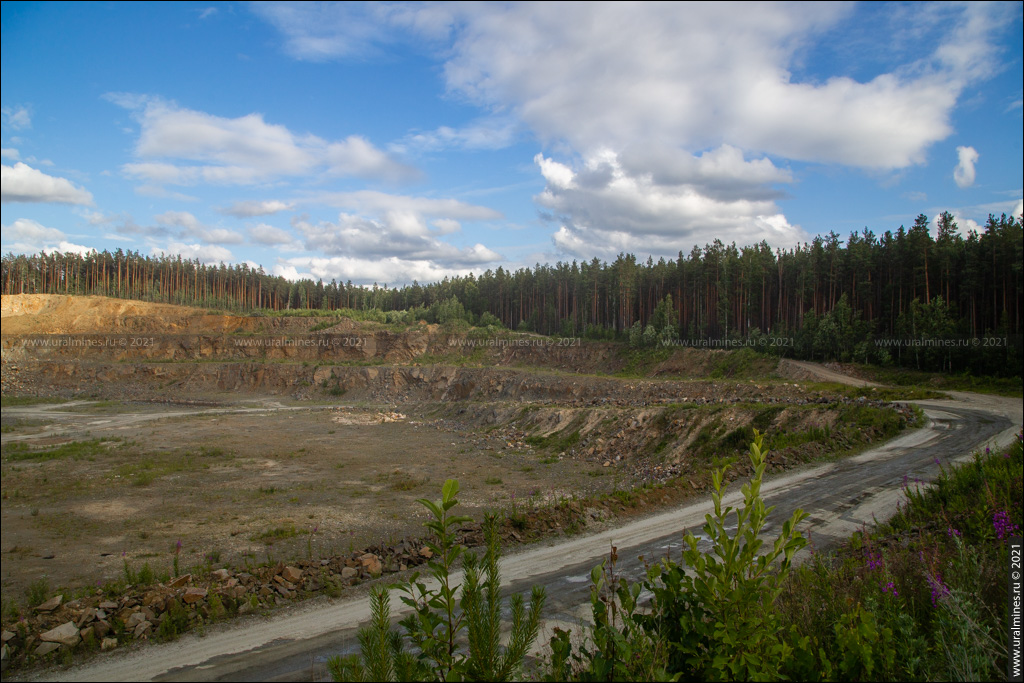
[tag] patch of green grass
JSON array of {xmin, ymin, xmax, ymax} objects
[
  {"xmin": 0, "ymin": 396, "xmax": 65, "ymax": 407},
  {"xmin": 310, "ymin": 320, "xmax": 339, "ymax": 332},
  {"xmin": 690, "ymin": 418, "xmax": 724, "ymax": 458},
  {"xmin": 2, "ymin": 437, "xmax": 121, "ymax": 462},
  {"xmin": 252, "ymin": 524, "xmax": 299, "ymax": 544},
  {"xmin": 862, "ymin": 366, "xmax": 1022, "ymax": 398},
  {"xmin": 615, "ymin": 346, "xmax": 673, "ymax": 377},
  {"xmin": 387, "ymin": 473, "xmax": 424, "ymax": 491},
  {"xmin": 706, "ymin": 348, "xmax": 777, "ymax": 379},
  {"xmin": 765, "ymin": 427, "xmax": 831, "ymax": 451},
  {"xmin": 485, "ymin": 477, "xmax": 503, "ymax": 485},
  {"xmin": 0, "ymin": 418, "xmax": 48, "ymax": 434},
  {"xmin": 836, "ymin": 403, "xmax": 905, "ymax": 438},
  {"xmin": 52, "ymin": 400, "xmax": 121, "ymax": 413},
  {"xmin": 26, "ymin": 578, "xmax": 50, "ymax": 607},
  {"xmin": 525, "ymin": 426, "xmax": 580, "ymax": 451},
  {"xmin": 608, "ymin": 489, "xmax": 639, "ymax": 507}
]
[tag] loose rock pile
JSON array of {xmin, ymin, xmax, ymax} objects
[{"xmin": 0, "ymin": 540, "xmax": 438, "ymax": 673}]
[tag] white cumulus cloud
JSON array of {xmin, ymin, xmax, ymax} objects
[
  {"xmin": 153, "ymin": 242, "xmax": 234, "ymax": 264},
  {"xmin": 249, "ymin": 223, "xmax": 297, "ymax": 246},
  {"xmin": 536, "ymin": 149, "xmax": 803, "ymax": 260},
  {"xmin": 953, "ymin": 146, "xmax": 979, "ymax": 188},
  {"xmin": 253, "ymin": 2, "xmax": 1012, "ymax": 259},
  {"xmin": 109, "ymin": 96, "xmax": 418, "ymax": 186},
  {"xmin": 273, "ymin": 255, "xmax": 485, "ymax": 286},
  {"xmin": 0, "ymin": 218, "xmax": 93, "ymax": 255},
  {"xmin": 1, "ymin": 163, "xmax": 94, "ymax": 205},
  {"xmin": 154, "ymin": 211, "xmax": 245, "ymax": 244},
  {"xmin": 219, "ymin": 199, "xmax": 295, "ymax": 217}
]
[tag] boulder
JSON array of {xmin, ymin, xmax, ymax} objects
[
  {"xmin": 76, "ymin": 606, "xmax": 98, "ymax": 627},
  {"xmin": 182, "ymin": 587, "xmax": 207, "ymax": 604},
  {"xmin": 93, "ymin": 620, "xmax": 111, "ymax": 639},
  {"xmin": 34, "ymin": 642, "xmax": 60, "ymax": 657},
  {"xmin": 169, "ymin": 574, "xmax": 191, "ymax": 588},
  {"xmin": 125, "ymin": 612, "xmax": 147, "ymax": 629},
  {"xmin": 34, "ymin": 595, "xmax": 63, "ymax": 613},
  {"xmin": 282, "ymin": 566, "xmax": 303, "ymax": 583},
  {"xmin": 360, "ymin": 555, "xmax": 382, "ymax": 576},
  {"xmin": 40, "ymin": 621, "xmax": 80, "ymax": 647}
]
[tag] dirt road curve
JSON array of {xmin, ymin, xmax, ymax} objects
[{"xmin": 21, "ymin": 389, "xmax": 1023, "ymax": 682}]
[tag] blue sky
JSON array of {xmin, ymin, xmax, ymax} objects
[{"xmin": 2, "ymin": 1, "xmax": 1022, "ymax": 286}]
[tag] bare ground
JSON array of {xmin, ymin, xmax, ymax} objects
[{"xmin": 1, "ymin": 400, "xmax": 622, "ymax": 601}]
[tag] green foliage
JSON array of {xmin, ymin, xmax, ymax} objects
[
  {"xmin": 26, "ymin": 578, "xmax": 50, "ymax": 607},
  {"xmin": 330, "ymin": 586, "xmax": 427, "ymax": 682},
  {"xmin": 156, "ymin": 599, "xmax": 189, "ymax": 641},
  {"xmin": 774, "ymin": 433, "xmax": 1022, "ymax": 681},
  {"xmin": 551, "ymin": 430, "xmax": 808, "ymax": 681},
  {"xmin": 2, "ymin": 438, "xmax": 118, "ymax": 462},
  {"xmin": 0, "ymin": 396, "xmax": 66, "ymax": 407},
  {"xmin": 546, "ymin": 554, "xmax": 673, "ymax": 682},
  {"xmin": 330, "ymin": 480, "xmax": 546, "ymax": 682},
  {"xmin": 435, "ymin": 296, "xmax": 471, "ymax": 329},
  {"xmin": 830, "ymin": 605, "xmax": 895, "ymax": 680}
]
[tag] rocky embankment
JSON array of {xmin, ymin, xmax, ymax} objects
[
  {"xmin": 0, "ymin": 503, "xmax": 617, "ymax": 673},
  {"xmin": 1, "ymin": 539, "xmax": 437, "ymax": 671}
]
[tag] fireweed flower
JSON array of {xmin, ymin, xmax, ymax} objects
[
  {"xmin": 881, "ymin": 581, "xmax": 899, "ymax": 597},
  {"xmin": 993, "ymin": 510, "xmax": 1021, "ymax": 540},
  {"xmin": 863, "ymin": 550, "xmax": 883, "ymax": 571},
  {"xmin": 946, "ymin": 527, "xmax": 962, "ymax": 538},
  {"xmin": 927, "ymin": 573, "xmax": 950, "ymax": 607}
]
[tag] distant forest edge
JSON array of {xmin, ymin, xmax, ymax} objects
[{"xmin": 2, "ymin": 212, "xmax": 1021, "ymax": 377}]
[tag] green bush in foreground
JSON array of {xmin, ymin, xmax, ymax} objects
[
  {"xmin": 777, "ymin": 430, "xmax": 1022, "ymax": 681},
  {"xmin": 329, "ymin": 480, "xmax": 545, "ymax": 682},
  {"xmin": 549, "ymin": 429, "xmax": 808, "ymax": 681}
]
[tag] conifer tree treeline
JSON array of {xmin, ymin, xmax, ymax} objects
[{"xmin": 3, "ymin": 212, "xmax": 1021, "ymax": 375}]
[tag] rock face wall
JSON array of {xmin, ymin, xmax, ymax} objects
[{"xmin": 4, "ymin": 355, "xmax": 807, "ymax": 405}]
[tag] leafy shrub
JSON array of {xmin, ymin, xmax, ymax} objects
[
  {"xmin": 550, "ymin": 429, "xmax": 808, "ymax": 681},
  {"xmin": 329, "ymin": 480, "xmax": 545, "ymax": 682}
]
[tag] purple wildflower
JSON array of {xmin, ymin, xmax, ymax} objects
[
  {"xmin": 946, "ymin": 527, "xmax": 962, "ymax": 538},
  {"xmin": 993, "ymin": 510, "xmax": 1021, "ymax": 540},
  {"xmin": 881, "ymin": 581, "xmax": 899, "ymax": 598},
  {"xmin": 863, "ymin": 550, "xmax": 883, "ymax": 571},
  {"xmin": 927, "ymin": 573, "xmax": 950, "ymax": 607}
]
